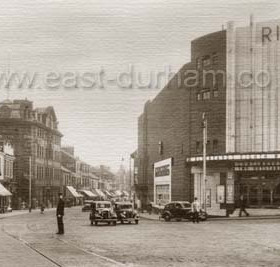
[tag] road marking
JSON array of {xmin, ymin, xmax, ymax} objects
[
  {"xmin": 1, "ymin": 225, "xmax": 62, "ymax": 267},
  {"xmin": 57, "ymin": 237, "xmax": 126, "ymax": 266}
]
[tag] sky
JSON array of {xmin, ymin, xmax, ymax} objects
[{"xmin": 0, "ymin": 0, "xmax": 280, "ymax": 171}]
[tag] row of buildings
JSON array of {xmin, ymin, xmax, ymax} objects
[
  {"xmin": 135, "ymin": 17, "xmax": 280, "ymax": 216},
  {"xmin": 0, "ymin": 99, "xmax": 123, "ymax": 210}
]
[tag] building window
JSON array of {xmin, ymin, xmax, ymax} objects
[
  {"xmin": 202, "ymin": 90, "xmax": 211, "ymax": 100},
  {"xmin": 196, "ymin": 141, "xmax": 200, "ymax": 153},
  {"xmin": 206, "ymin": 140, "xmax": 210, "ymax": 152},
  {"xmin": 213, "ymin": 90, "xmax": 219, "ymax": 98},
  {"xmin": 202, "ymin": 55, "xmax": 211, "ymax": 67},
  {"xmin": 213, "ymin": 139, "xmax": 218, "ymax": 153},
  {"xmin": 196, "ymin": 58, "xmax": 201, "ymax": 69},
  {"xmin": 212, "ymin": 52, "xmax": 218, "ymax": 64},
  {"xmin": 196, "ymin": 93, "xmax": 201, "ymax": 101},
  {"xmin": 158, "ymin": 141, "xmax": 163, "ymax": 155}
]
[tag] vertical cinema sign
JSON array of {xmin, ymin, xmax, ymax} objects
[{"xmin": 262, "ymin": 25, "xmax": 280, "ymax": 43}]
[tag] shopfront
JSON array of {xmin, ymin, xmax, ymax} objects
[
  {"xmin": 154, "ymin": 158, "xmax": 172, "ymax": 206},
  {"xmin": 234, "ymin": 160, "xmax": 280, "ymax": 207}
]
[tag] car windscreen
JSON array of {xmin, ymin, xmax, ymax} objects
[
  {"xmin": 182, "ymin": 203, "xmax": 191, "ymax": 208},
  {"xmin": 97, "ymin": 203, "xmax": 111, "ymax": 208},
  {"xmin": 118, "ymin": 205, "xmax": 132, "ymax": 209}
]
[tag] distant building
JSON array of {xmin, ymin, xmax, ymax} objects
[{"xmin": 0, "ymin": 99, "xmax": 63, "ymax": 209}]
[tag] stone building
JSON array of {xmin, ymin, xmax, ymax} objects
[
  {"xmin": 0, "ymin": 141, "xmax": 15, "ymax": 211},
  {"xmin": 0, "ymin": 99, "xmax": 62, "ymax": 209}
]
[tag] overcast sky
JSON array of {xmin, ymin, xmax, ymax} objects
[{"xmin": 0, "ymin": 0, "xmax": 279, "ymax": 171}]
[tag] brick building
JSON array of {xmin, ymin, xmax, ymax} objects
[
  {"xmin": 0, "ymin": 99, "xmax": 62, "ymax": 209},
  {"xmin": 137, "ymin": 18, "xmax": 280, "ymax": 216}
]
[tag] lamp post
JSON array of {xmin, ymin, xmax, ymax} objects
[
  {"xmin": 29, "ymin": 156, "xmax": 32, "ymax": 212},
  {"xmin": 202, "ymin": 113, "xmax": 207, "ymax": 212}
]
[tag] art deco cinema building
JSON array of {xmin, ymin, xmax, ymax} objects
[{"xmin": 137, "ymin": 18, "xmax": 280, "ymax": 216}]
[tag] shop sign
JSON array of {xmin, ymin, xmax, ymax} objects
[
  {"xmin": 217, "ymin": 185, "xmax": 225, "ymax": 204},
  {"xmin": 226, "ymin": 184, "xmax": 234, "ymax": 204},
  {"xmin": 234, "ymin": 161, "xmax": 280, "ymax": 171}
]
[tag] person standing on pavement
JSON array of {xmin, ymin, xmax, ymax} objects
[
  {"xmin": 239, "ymin": 194, "xmax": 249, "ymax": 217},
  {"xmin": 56, "ymin": 193, "xmax": 65, "ymax": 235},
  {"xmin": 191, "ymin": 197, "xmax": 200, "ymax": 223}
]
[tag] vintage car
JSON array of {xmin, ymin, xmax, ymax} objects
[
  {"xmin": 89, "ymin": 201, "xmax": 117, "ymax": 226},
  {"xmin": 161, "ymin": 201, "xmax": 207, "ymax": 222},
  {"xmin": 115, "ymin": 202, "xmax": 139, "ymax": 224},
  {"xmin": 82, "ymin": 200, "xmax": 94, "ymax": 212}
]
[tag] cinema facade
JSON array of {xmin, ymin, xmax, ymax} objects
[{"xmin": 136, "ymin": 18, "xmax": 280, "ymax": 216}]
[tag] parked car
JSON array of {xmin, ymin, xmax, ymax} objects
[
  {"xmin": 89, "ymin": 201, "xmax": 117, "ymax": 226},
  {"xmin": 82, "ymin": 200, "xmax": 94, "ymax": 212},
  {"xmin": 115, "ymin": 202, "xmax": 139, "ymax": 224},
  {"xmin": 161, "ymin": 201, "xmax": 207, "ymax": 222}
]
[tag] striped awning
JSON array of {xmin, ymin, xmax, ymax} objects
[
  {"xmin": 66, "ymin": 186, "xmax": 82, "ymax": 198},
  {"xmin": 0, "ymin": 183, "xmax": 12, "ymax": 197},
  {"xmin": 79, "ymin": 190, "xmax": 97, "ymax": 198},
  {"xmin": 94, "ymin": 189, "xmax": 106, "ymax": 198}
]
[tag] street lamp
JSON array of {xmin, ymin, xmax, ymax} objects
[
  {"xmin": 29, "ymin": 156, "xmax": 32, "ymax": 212},
  {"xmin": 202, "ymin": 113, "xmax": 207, "ymax": 212}
]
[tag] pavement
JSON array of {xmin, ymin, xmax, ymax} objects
[
  {"xmin": 140, "ymin": 208, "xmax": 280, "ymax": 221},
  {"xmin": 0, "ymin": 208, "xmax": 56, "ymax": 220}
]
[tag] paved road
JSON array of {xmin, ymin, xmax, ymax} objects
[{"xmin": 1, "ymin": 207, "xmax": 280, "ymax": 267}]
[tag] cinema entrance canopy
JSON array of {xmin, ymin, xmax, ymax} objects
[{"xmin": 186, "ymin": 152, "xmax": 280, "ymax": 208}]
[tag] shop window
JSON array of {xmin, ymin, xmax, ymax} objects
[{"xmin": 202, "ymin": 55, "xmax": 211, "ymax": 67}]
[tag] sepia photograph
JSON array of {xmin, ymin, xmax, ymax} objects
[{"xmin": 0, "ymin": 0, "xmax": 280, "ymax": 266}]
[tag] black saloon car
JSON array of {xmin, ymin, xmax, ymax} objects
[
  {"xmin": 161, "ymin": 201, "xmax": 207, "ymax": 222},
  {"xmin": 115, "ymin": 202, "xmax": 139, "ymax": 224},
  {"xmin": 89, "ymin": 201, "xmax": 117, "ymax": 226}
]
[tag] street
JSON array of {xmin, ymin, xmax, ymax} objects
[{"xmin": 0, "ymin": 207, "xmax": 280, "ymax": 267}]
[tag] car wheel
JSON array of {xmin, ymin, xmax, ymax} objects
[
  {"xmin": 90, "ymin": 220, "xmax": 93, "ymax": 226},
  {"xmin": 164, "ymin": 214, "xmax": 171, "ymax": 222},
  {"xmin": 113, "ymin": 221, "xmax": 117, "ymax": 226},
  {"xmin": 135, "ymin": 220, "xmax": 139, "ymax": 225},
  {"xmin": 95, "ymin": 221, "xmax": 98, "ymax": 226},
  {"xmin": 107, "ymin": 222, "xmax": 111, "ymax": 225},
  {"xmin": 121, "ymin": 220, "xmax": 124, "ymax": 224},
  {"xmin": 128, "ymin": 221, "xmax": 131, "ymax": 224}
]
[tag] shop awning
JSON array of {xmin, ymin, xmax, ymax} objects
[
  {"xmin": 122, "ymin": 191, "xmax": 129, "ymax": 197},
  {"xmin": 66, "ymin": 186, "xmax": 82, "ymax": 198},
  {"xmin": 94, "ymin": 188, "xmax": 106, "ymax": 198},
  {"xmin": 0, "ymin": 183, "xmax": 12, "ymax": 196},
  {"xmin": 105, "ymin": 190, "xmax": 113, "ymax": 197},
  {"xmin": 79, "ymin": 190, "xmax": 97, "ymax": 198},
  {"xmin": 114, "ymin": 190, "xmax": 122, "ymax": 197}
]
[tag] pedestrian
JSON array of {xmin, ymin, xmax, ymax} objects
[
  {"xmin": 239, "ymin": 194, "xmax": 249, "ymax": 217},
  {"xmin": 40, "ymin": 203, "xmax": 45, "ymax": 214},
  {"xmin": 191, "ymin": 197, "xmax": 200, "ymax": 223},
  {"xmin": 56, "ymin": 193, "xmax": 65, "ymax": 235}
]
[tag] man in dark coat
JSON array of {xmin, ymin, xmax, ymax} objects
[
  {"xmin": 56, "ymin": 193, "xmax": 65, "ymax": 234},
  {"xmin": 239, "ymin": 194, "xmax": 249, "ymax": 217}
]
